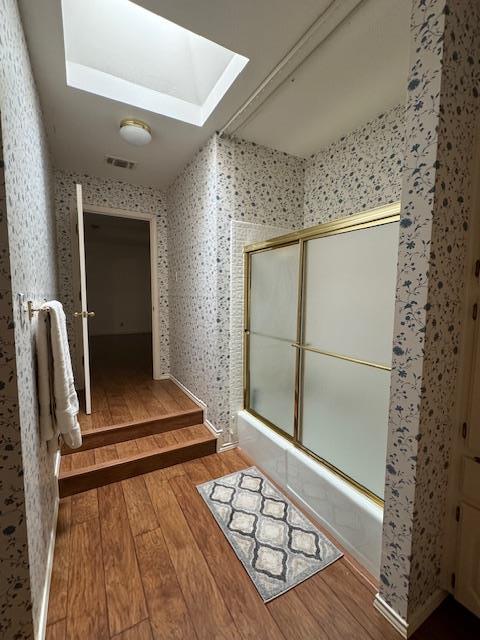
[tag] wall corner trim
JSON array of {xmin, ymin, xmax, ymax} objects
[
  {"xmin": 36, "ymin": 449, "xmax": 61, "ymax": 640},
  {"xmin": 217, "ymin": 440, "xmax": 239, "ymax": 452},
  {"xmin": 374, "ymin": 594, "xmax": 408, "ymax": 638},
  {"xmin": 374, "ymin": 589, "xmax": 448, "ymax": 638}
]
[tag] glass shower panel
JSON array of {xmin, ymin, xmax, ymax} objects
[
  {"xmin": 248, "ymin": 243, "xmax": 299, "ymax": 435},
  {"xmin": 301, "ymin": 352, "xmax": 391, "ymax": 498},
  {"xmin": 249, "ymin": 333, "xmax": 296, "ymax": 435},
  {"xmin": 250, "ymin": 244, "xmax": 299, "ymax": 340},
  {"xmin": 303, "ymin": 221, "xmax": 399, "ymax": 365}
]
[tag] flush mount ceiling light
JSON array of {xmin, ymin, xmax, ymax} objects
[
  {"xmin": 119, "ymin": 119, "xmax": 152, "ymax": 146},
  {"xmin": 61, "ymin": 0, "xmax": 249, "ymax": 126}
]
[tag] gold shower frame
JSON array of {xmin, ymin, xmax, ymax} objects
[{"xmin": 243, "ymin": 201, "xmax": 401, "ymax": 507}]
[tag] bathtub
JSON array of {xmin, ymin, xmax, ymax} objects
[{"xmin": 237, "ymin": 410, "xmax": 383, "ymax": 578}]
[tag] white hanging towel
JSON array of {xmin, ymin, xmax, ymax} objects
[{"xmin": 35, "ymin": 300, "xmax": 82, "ymax": 449}]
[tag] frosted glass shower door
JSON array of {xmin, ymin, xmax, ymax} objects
[
  {"xmin": 300, "ymin": 221, "xmax": 399, "ymax": 498},
  {"xmin": 247, "ymin": 243, "xmax": 300, "ymax": 436}
]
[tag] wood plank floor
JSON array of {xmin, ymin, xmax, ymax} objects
[
  {"xmin": 45, "ymin": 448, "xmax": 480, "ymax": 640},
  {"xmin": 80, "ymin": 333, "xmax": 198, "ymax": 432}
]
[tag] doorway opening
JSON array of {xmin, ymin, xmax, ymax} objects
[
  {"xmin": 73, "ymin": 187, "xmax": 162, "ymax": 415},
  {"xmin": 84, "ymin": 212, "xmax": 152, "ymax": 383}
]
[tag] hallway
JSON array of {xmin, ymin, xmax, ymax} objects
[
  {"xmin": 2, "ymin": 1, "xmax": 480, "ymax": 637},
  {"xmin": 80, "ymin": 333, "xmax": 195, "ymax": 431},
  {"xmin": 46, "ymin": 449, "xmax": 479, "ymax": 640}
]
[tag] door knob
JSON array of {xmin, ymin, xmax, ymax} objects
[{"xmin": 74, "ymin": 311, "xmax": 96, "ymax": 318}]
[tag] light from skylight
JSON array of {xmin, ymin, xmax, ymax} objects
[{"xmin": 61, "ymin": 0, "xmax": 249, "ymax": 126}]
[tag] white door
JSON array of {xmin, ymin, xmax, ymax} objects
[{"xmin": 74, "ymin": 183, "xmax": 95, "ymax": 414}]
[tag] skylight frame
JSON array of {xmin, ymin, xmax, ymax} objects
[{"xmin": 61, "ymin": 0, "xmax": 249, "ymax": 127}]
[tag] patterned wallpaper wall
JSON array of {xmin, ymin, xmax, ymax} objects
[
  {"xmin": 0, "ymin": 1, "xmax": 58, "ymax": 637},
  {"xmin": 303, "ymin": 104, "xmax": 405, "ymax": 227},
  {"xmin": 167, "ymin": 134, "xmax": 304, "ymax": 442},
  {"xmin": 54, "ymin": 170, "xmax": 169, "ymax": 377},
  {"xmin": 167, "ymin": 137, "xmax": 220, "ymax": 427},
  {"xmin": 217, "ymin": 136, "xmax": 305, "ymax": 440},
  {"xmin": 380, "ymin": 0, "xmax": 480, "ymax": 622}
]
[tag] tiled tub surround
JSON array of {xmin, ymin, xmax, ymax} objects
[
  {"xmin": 238, "ymin": 411, "xmax": 384, "ymax": 578},
  {"xmin": 0, "ymin": 1, "xmax": 59, "ymax": 637},
  {"xmin": 54, "ymin": 170, "xmax": 169, "ymax": 377}
]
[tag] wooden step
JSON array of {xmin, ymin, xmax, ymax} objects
[
  {"xmin": 59, "ymin": 425, "xmax": 217, "ymax": 497},
  {"xmin": 68, "ymin": 407, "xmax": 204, "ymax": 453}
]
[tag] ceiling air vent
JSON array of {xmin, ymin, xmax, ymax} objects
[{"xmin": 105, "ymin": 155, "xmax": 136, "ymax": 170}]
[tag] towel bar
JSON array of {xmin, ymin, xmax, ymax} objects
[{"xmin": 27, "ymin": 300, "xmax": 50, "ymax": 320}]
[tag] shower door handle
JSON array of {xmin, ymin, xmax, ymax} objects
[{"xmin": 74, "ymin": 310, "xmax": 96, "ymax": 318}]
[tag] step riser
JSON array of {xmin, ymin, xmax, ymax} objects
[
  {"xmin": 59, "ymin": 438, "xmax": 216, "ymax": 497},
  {"xmin": 69, "ymin": 409, "xmax": 204, "ymax": 453}
]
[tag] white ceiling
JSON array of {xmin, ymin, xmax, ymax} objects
[
  {"xmin": 236, "ymin": 0, "xmax": 410, "ymax": 157},
  {"xmin": 19, "ymin": 0, "xmax": 410, "ymax": 189}
]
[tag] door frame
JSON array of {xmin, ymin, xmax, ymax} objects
[{"xmin": 79, "ymin": 203, "xmax": 162, "ymax": 380}]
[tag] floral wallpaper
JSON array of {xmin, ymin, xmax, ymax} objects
[
  {"xmin": 0, "ymin": 116, "xmax": 33, "ymax": 640},
  {"xmin": 216, "ymin": 136, "xmax": 305, "ymax": 440},
  {"xmin": 380, "ymin": 0, "xmax": 480, "ymax": 623},
  {"xmin": 167, "ymin": 137, "xmax": 220, "ymax": 428},
  {"xmin": 54, "ymin": 169, "xmax": 169, "ymax": 377},
  {"xmin": 303, "ymin": 104, "xmax": 405, "ymax": 227},
  {"xmin": 0, "ymin": 1, "xmax": 58, "ymax": 637},
  {"xmin": 167, "ymin": 134, "xmax": 304, "ymax": 443}
]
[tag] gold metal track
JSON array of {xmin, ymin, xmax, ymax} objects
[
  {"xmin": 290, "ymin": 343, "xmax": 392, "ymax": 371},
  {"xmin": 243, "ymin": 201, "xmax": 401, "ymax": 505}
]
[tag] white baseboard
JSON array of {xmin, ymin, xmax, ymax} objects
[
  {"xmin": 168, "ymin": 374, "xmax": 207, "ymax": 410},
  {"xmin": 218, "ymin": 439, "xmax": 239, "ymax": 452},
  {"xmin": 374, "ymin": 589, "xmax": 447, "ymax": 638},
  {"xmin": 36, "ymin": 449, "xmax": 61, "ymax": 640},
  {"xmin": 374, "ymin": 595, "xmax": 408, "ymax": 638},
  {"xmin": 204, "ymin": 417, "xmax": 222, "ymax": 437},
  {"xmin": 167, "ymin": 374, "xmax": 223, "ymax": 440}
]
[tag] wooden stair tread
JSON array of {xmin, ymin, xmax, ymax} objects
[
  {"xmin": 80, "ymin": 408, "xmax": 201, "ymax": 436},
  {"xmin": 59, "ymin": 424, "xmax": 216, "ymax": 497},
  {"xmin": 71, "ymin": 407, "xmax": 204, "ymax": 452},
  {"xmin": 61, "ymin": 424, "xmax": 213, "ymax": 475}
]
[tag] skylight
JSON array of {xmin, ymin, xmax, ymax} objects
[{"xmin": 61, "ymin": 0, "xmax": 249, "ymax": 126}]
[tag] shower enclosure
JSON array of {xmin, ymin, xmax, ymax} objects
[{"xmin": 243, "ymin": 203, "xmax": 400, "ymax": 503}]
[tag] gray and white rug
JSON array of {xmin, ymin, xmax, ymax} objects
[{"xmin": 197, "ymin": 466, "xmax": 342, "ymax": 602}]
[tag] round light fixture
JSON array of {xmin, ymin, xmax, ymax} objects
[{"xmin": 119, "ymin": 119, "xmax": 152, "ymax": 146}]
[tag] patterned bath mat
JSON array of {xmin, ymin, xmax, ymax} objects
[{"xmin": 197, "ymin": 466, "xmax": 342, "ymax": 602}]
